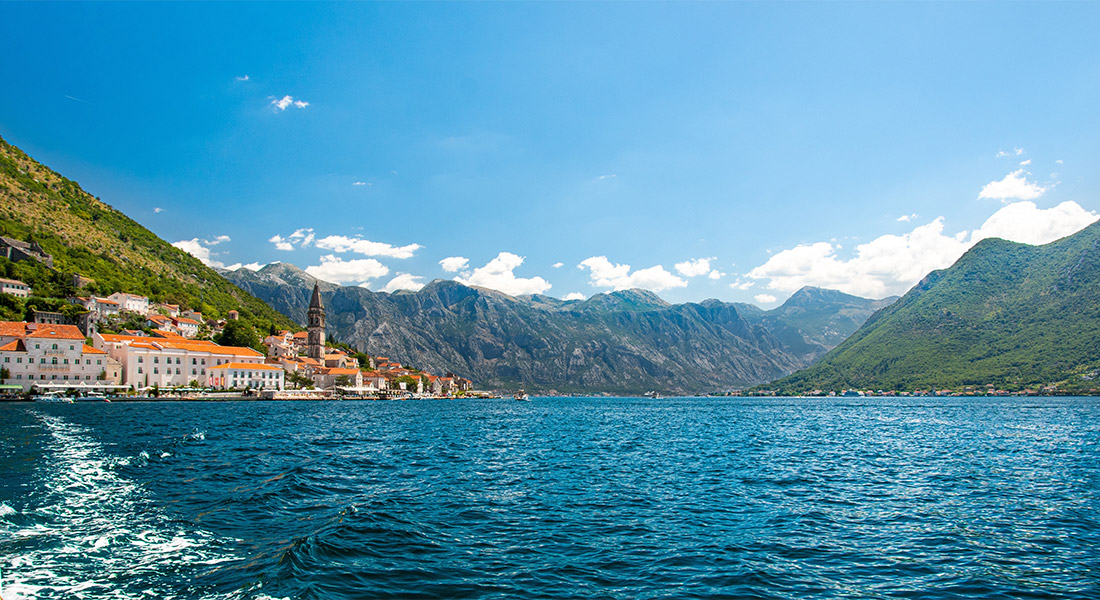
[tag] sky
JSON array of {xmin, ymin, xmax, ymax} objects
[{"xmin": 2, "ymin": 2, "xmax": 1099, "ymax": 306}]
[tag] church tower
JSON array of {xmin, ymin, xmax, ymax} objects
[{"xmin": 307, "ymin": 282, "xmax": 326, "ymax": 360}]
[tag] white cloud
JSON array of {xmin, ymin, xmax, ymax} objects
[
  {"xmin": 314, "ymin": 235, "xmax": 421, "ymax": 259},
  {"xmin": 979, "ymin": 169, "xmax": 1046, "ymax": 201},
  {"xmin": 271, "ymin": 95, "xmax": 309, "ymax": 111},
  {"xmin": 745, "ymin": 201, "xmax": 1099, "ymax": 299},
  {"xmin": 897, "ymin": 213, "xmax": 918, "ymax": 222},
  {"xmin": 439, "ymin": 256, "xmax": 469, "ymax": 272},
  {"xmin": 225, "ymin": 262, "xmax": 264, "ymax": 272},
  {"xmin": 235, "ymin": 75, "xmax": 250, "ymax": 82},
  {"xmin": 383, "ymin": 273, "xmax": 426, "ymax": 293},
  {"xmin": 305, "ymin": 255, "xmax": 389, "ymax": 286},
  {"xmin": 552, "ymin": 262, "xmax": 564, "ymax": 269},
  {"xmin": 563, "ymin": 292, "xmax": 586, "ymax": 301},
  {"xmin": 1019, "ymin": 159, "xmax": 1032, "ymax": 166},
  {"xmin": 754, "ymin": 294, "xmax": 778, "ymax": 305},
  {"xmin": 154, "ymin": 207, "xmax": 164, "ymax": 214},
  {"xmin": 173, "ymin": 236, "xmax": 239, "ymax": 269},
  {"xmin": 674, "ymin": 257, "xmax": 716, "ymax": 278},
  {"xmin": 352, "ymin": 181, "xmax": 370, "ymax": 186},
  {"xmin": 455, "ymin": 252, "xmax": 551, "ymax": 296},
  {"xmin": 729, "ymin": 279, "xmax": 754, "ymax": 291},
  {"xmin": 970, "ymin": 201, "xmax": 1098, "ymax": 246},
  {"xmin": 597, "ymin": 174, "xmax": 617, "ymax": 181},
  {"xmin": 268, "ymin": 234, "xmax": 294, "ymax": 252},
  {"xmin": 288, "ymin": 228, "xmax": 315, "ymax": 246},
  {"xmin": 708, "ymin": 270, "xmax": 724, "ymax": 280},
  {"xmin": 578, "ymin": 256, "xmax": 687, "ymax": 292}
]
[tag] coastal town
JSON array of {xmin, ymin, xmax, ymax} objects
[{"xmin": 0, "ymin": 262, "xmax": 475, "ymax": 399}]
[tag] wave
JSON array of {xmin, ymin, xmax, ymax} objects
[{"xmin": 0, "ymin": 414, "xmax": 244, "ymax": 600}]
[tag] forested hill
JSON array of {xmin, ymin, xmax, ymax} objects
[
  {"xmin": 225, "ymin": 263, "xmax": 893, "ymax": 395},
  {"xmin": 0, "ymin": 134, "xmax": 296, "ymax": 332},
  {"xmin": 767, "ymin": 220, "xmax": 1100, "ymax": 394}
]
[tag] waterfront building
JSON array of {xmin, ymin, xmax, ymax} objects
[
  {"xmin": 93, "ymin": 332, "xmax": 267, "ymax": 389},
  {"xmin": 207, "ymin": 362, "xmax": 284, "ymax": 390},
  {"xmin": 0, "ymin": 321, "xmax": 119, "ymax": 392}
]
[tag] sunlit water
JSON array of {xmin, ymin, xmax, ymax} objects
[{"xmin": 2, "ymin": 397, "xmax": 1098, "ymax": 599}]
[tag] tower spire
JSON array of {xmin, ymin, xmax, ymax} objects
[{"xmin": 307, "ymin": 282, "xmax": 326, "ymax": 360}]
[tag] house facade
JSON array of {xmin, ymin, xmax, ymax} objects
[{"xmin": 0, "ymin": 322, "xmax": 119, "ymax": 392}]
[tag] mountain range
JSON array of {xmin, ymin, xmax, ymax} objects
[
  {"xmin": 224, "ymin": 263, "xmax": 894, "ymax": 394},
  {"xmin": 767, "ymin": 220, "xmax": 1100, "ymax": 393}
]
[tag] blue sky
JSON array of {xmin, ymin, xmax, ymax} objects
[{"xmin": 3, "ymin": 2, "xmax": 1099, "ymax": 305}]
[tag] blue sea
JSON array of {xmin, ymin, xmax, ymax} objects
[{"xmin": 1, "ymin": 397, "xmax": 1098, "ymax": 599}]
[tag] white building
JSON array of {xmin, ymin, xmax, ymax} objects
[
  {"xmin": 107, "ymin": 292, "xmax": 150, "ymax": 315},
  {"xmin": 93, "ymin": 332, "xmax": 268, "ymax": 389},
  {"xmin": 207, "ymin": 362, "xmax": 284, "ymax": 390},
  {"xmin": 0, "ymin": 278, "xmax": 30, "ymax": 298},
  {"xmin": 0, "ymin": 321, "xmax": 118, "ymax": 392}
]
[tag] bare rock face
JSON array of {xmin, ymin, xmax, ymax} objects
[{"xmin": 225, "ymin": 266, "xmax": 891, "ymax": 395}]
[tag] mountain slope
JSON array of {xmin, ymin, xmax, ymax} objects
[
  {"xmin": 768, "ymin": 221, "xmax": 1100, "ymax": 393},
  {"xmin": 227, "ymin": 265, "xmax": 891, "ymax": 394},
  {"xmin": 0, "ymin": 134, "xmax": 296, "ymax": 331}
]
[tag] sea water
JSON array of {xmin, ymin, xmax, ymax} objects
[{"xmin": 1, "ymin": 397, "xmax": 1097, "ymax": 599}]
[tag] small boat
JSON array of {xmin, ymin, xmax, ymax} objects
[
  {"xmin": 76, "ymin": 392, "xmax": 110, "ymax": 402},
  {"xmin": 513, "ymin": 390, "xmax": 530, "ymax": 401},
  {"xmin": 33, "ymin": 392, "xmax": 74, "ymax": 403}
]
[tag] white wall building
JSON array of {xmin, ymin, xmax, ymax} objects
[
  {"xmin": 0, "ymin": 322, "xmax": 116, "ymax": 392},
  {"xmin": 93, "ymin": 333, "xmax": 268, "ymax": 389},
  {"xmin": 107, "ymin": 292, "xmax": 150, "ymax": 315},
  {"xmin": 207, "ymin": 362, "xmax": 284, "ymax": 390},
  {"xmin": 0, "ymin": 278, "xmax": 31, "ymax": 298}
]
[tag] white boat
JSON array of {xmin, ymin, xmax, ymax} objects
[
  {"xmin": 33, "ymin": 392, "xmax": 74, "ymax": 403},
  {"xmin": 513, "ymin": 390, "xmax": 530, "ymax": 401}
]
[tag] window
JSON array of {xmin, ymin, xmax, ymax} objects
[
  {"xmin": 63, "ymin": 359, "xmax": 68, "ymax": 365},
  {"xmin": 85, "ymin": 359, "xmax": 90, "ymax": 365},
  {"xmin": 192, "ymin": 358, "xmax": 197, "ymax": 365},
  {"xmin": 176, "ymin": 368, "xmax": 181, "ymax": 375},
  {"xmin": 192, "ymin": 369, "xmax": 197, "ymax": 375},
  {"xmin": 154, "ymin": 368, "xmax": 158, "ymax": 374},
  {"xmin": 52, "ymin": 343, "xmax": 58, "ymax": 350},
  {"xmin": 97, "ymin": 360, "xmax": 102, "ymax": 365},
  {"xmin": 138, "ymin": 367, "xmax": 143, "ymax": 374},
  {"xmin": 35, "ymin": 344, "xmax": 39, "ymax": 349},
  {"xmin": 63, "ymin": 375, "xmax": 68, "ymax": 380},
  {"xmin": 3, "ymin": 357, "xmax": 7, "ymax": 363},
  {"xmin": 176, "ymin": 358, "xmax": 181, "ymax": 365},
  {"xmin": 154, "ymin": 357, "xmax": 159, "ymax": 364},
  {"xmin": 51, "ymin": 358, "xmax": 58, "ymax": 365},
  {"xmin": 69, "ymin": 345, "xmax": 74, "ymax": 351},
  {"xmin": 138, "ymin": 357, "xmax": 143, "ymax": 364}
]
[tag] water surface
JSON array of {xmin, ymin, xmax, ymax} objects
[{"xmin": 1, "ymin": 397, "xmax": 1097, "ymax": 599}]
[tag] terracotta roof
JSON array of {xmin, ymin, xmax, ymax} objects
[
  {"xmin": 208, "ymin": 362, "xmax": 282, "ymax": 371},
  {"xmin": 0, "ymin": 321, "xmax": 28, "ymax": 337},
  {"xmin": 174, "ymin": 317, "xmax": 199, "ymax": 326},
  {"xmin": 0, "ymin": 339, "xmax": 26, "ymax": 352},
  {"xmin": 26, "ymin": 324, "xmax": 85, "ymax": 340},
  {"xmin": 0, "ymin": 277, "xmax": 28, "ymax": 286},
  {"xmin": 98, "ymin": 334, "xmax": 263, "ymax": 357},
  {"xmin": 321, "ymin": 367, "xmax": 360, "ymax": 376},
  {"xmin": 96, "ymin": 298, "xmax": 120, "ymax": 305},
  {"xmin": 82, "ymin": 345, "xmax": 106, "ymax": 354}
]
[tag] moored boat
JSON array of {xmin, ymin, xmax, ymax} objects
[{"xmin": 514, "ymin": 390, "xmax": 530, "ymax": 401}]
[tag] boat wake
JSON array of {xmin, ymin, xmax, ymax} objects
[{"xmin": 0, "ymin": 413, "xmax": 272, "ymax": 600}]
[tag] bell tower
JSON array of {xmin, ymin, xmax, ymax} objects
[{"xmin": 307, "ymin": 282, "xmax": 325, "ymax": 360}]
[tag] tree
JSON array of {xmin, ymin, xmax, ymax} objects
[{"xmin": 215, "ymin": 319, "xmax": 263, "ymax": 352}]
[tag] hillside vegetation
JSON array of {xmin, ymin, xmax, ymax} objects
[
  {"xmin": 0, "ymin": 134, "xmax": 296, "ymax": 333},
  {"xmin": 767, "ymin": 221, "xmax": 1100, "ymax": 394}
]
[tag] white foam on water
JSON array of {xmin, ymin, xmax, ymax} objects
[{"xmin": 0, "ymin": 413, "xmax": 256, "ymax": 600}]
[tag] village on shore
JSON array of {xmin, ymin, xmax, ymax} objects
[{"xmin": 0, "ymin": 268, "xmax": 479, "ymax": 400}]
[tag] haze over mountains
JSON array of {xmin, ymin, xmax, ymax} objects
[{"xmin": 225, "ymin": 263, "xmax": 893, "ymax": 394}]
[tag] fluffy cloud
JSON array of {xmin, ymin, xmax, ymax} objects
[
  {"xmin": 455, "ymin": 252, "xmax": 551, "ymax": 296},
  {"xmin": 289, "ymin": 228, "xmax": 315, "ymax": 246},
  {"xmin": 439, "ymin": 256, "xmax": 470, "ymax": 272},
  {"xmin": 897, "ymin": 213, "xmax": 918, "ymax": 222},
  {"xmin": 978, "ymin": 169, "xmax": 1047, "ymax": 201},
  {"xmin": 383, "ymin": 273, "xmax": 426, "ymax": 293},
  {"xmin": 675, "ymin": 257, "xmax": 715, "ymax": 278},
  {"xmin": 154, "ymin": 207, "xmax": 164, "ymax": 214},
  {"xmin": 746, "ymin": 201, "xmax": 1099, "ymax": 299},
  {"xmin": 271, "ymin": 95, "xmax": 309, "ymax": 111},
  {"xmin": 563, "ymin": 292, "xmax": 586, "ymax": 301},
  {"xmin": 172, "ymin": 236, "xmax": 235, "ymax": 268},
  {"xmin": 578, "ymin": 256, "xmax": 687, "ymax": 292},
  {"xmin": 754, "ymin": 294, "xmax": 778, "ymax": 305},
  {"xmin": 552, "ymin": 262, "xmax": 564, "ymax": 269},
  {"xmin": 305, "ymin": 255, "xmax": 389, "ymax": 286},
  {"xmin": 314, "ymin": 235, "xmax": 421, "ymax": 259},
  {"xmin": 268, "ymin": 234, "xmax": 294, "ymax": 252}
]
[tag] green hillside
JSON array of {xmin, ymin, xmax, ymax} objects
[
  {"xmin": 768, "ymin": 221, "xmax": 1100, "ymax": 394},
  {"xmin": 0, "ymin": 134, "xmax": 296, "ymax": 333}
]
